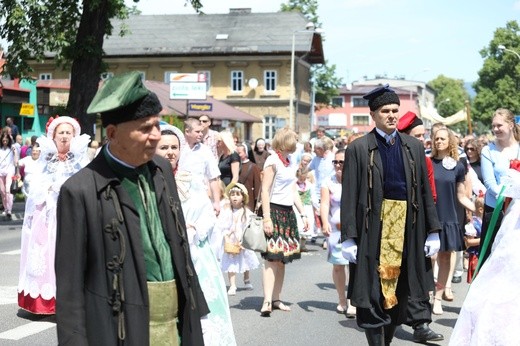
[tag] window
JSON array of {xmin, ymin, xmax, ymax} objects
[
  {"xmin": 231, "ymin": 70, "xmax": 243, "ymax": 92},
  {"xmin": 164, "ymin": 71, "xmax": 177, "ymax": 83},
  {"xmin": 264, "ymin": 115, "xmax": 277, "ymax": 140},
  {"xmin": 331, "ymin": 96, "xmax": 344, "ymax": 107},
  {"xmin": 352, "ymin": 96, "xmax": 369, "ymax": 107},
  {"xmin": 264, "ymin": 70, "xmax": 277, "ymax": 92},
  {"xmin": 100, "ymin": 72, "xmax": 114, "ymax": 80},
  {"xmin": 352, "ymin": 114, "xmax": 370, "ymax": 126},
  {"xmin": 39, "ymin": 73, "xmax": 52, "ymax": 80},
  {"xmin": 198, "ymin": 70, "xmax": 211, "ymax": 92}
]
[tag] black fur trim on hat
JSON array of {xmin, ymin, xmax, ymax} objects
[
  {"xmin": 101, "ymin": 92, "xmax": 162, "ymax": 127},
  {"xmin": 367, "ymin": 91, "xmax": 400, "ymax": 111}
]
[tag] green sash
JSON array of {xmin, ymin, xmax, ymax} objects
[
  {"xmin": 473, "ymin": 185, "xmax": 506, "ymax": 280},
  {"xmin": 104, "ymin": 149, "xmax": 174, "ymax": 281}
]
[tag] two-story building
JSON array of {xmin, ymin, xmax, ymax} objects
[
  {"xmin": 315, "ymin": 83, "xmax": 420, "ymax": 136},
  {"xmin": 27, "ymin": 8, "xmax": 325, "ymax": 142}
]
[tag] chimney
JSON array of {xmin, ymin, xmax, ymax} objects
[{"xmin": 229, "ymin": 8, "xmax": 251, "ymax": 14}]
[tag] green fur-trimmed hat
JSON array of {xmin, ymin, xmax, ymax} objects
[{"xmin": 87, "ymin": 71, "xmax": 162, "ymax": 127}]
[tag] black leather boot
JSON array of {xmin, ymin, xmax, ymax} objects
[
  {"xmin": 413, "ymin": 322, "xmax": 444, "ymax": 343},
  {"xmin": 384, "ymin": 324, "xmax": 397, "ymax": 345},
  {"xmin": 365, "ymin": 327, "xmax": 385, "ymax": 346}
]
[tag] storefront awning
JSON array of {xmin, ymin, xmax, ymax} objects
[{"xmin": 144, "ymin": 80, "xmax": 262, "ymax": 123}]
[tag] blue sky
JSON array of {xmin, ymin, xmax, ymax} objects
[{"xmin": 128, "ymin": 0, "xmax": 520, "ymax": 84}]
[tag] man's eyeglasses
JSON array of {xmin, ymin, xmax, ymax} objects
[
  {"xmin": 332, "ymin": 160, "xmax": 344, "ymax": 166},
  {"xmin": 200, "ymin": 119, "xmax": 210, "ymax": 123}
]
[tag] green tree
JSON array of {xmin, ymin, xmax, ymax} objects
[
  {"xmin": 473, "ymin": 20, "xmax": 520, "ymax": 125},
  {"xmin": 0, "ymin": 0, "xmax": 203, "ymax": 136},
  {"xmin": 313, "ymin": 61, "xmax": 342, "ymax": 104},
  {"xmin": 280, "ymin": 0, "xmax": 342, "ymax": 105},
  {"xmin": 280, "ymin": 0, "xmax": 321, "ymax": 28},
  {"xmin": 429, "ymin": 75, "xmax": 469, "ymax": 116},
  {"xmin": 428, "ymin": 74, "xmax": 471, "ymax": 134}
]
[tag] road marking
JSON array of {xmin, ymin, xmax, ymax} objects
[
  {"xmin": 0, "ymin": 321, "xmax": 55, "ymax": 340},
  {"xmin": 1, "ymin": 249, "xmax": 21, "ymax": 255},
  {"xmin": 0, "ymin": 286, "xmax": 17, "ymax": 305}
]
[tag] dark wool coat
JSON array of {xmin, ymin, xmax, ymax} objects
[
  {"xmin": 340, "ymin": 130, "xmax": 440, "ymax": 319},
  {"xmin": 55, "ymin": 153, "xmax": 209, "ymax": 346}
]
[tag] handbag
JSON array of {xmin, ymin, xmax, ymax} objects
[
  {"xmin": 242, "ymin": 214, "xmax": 267, "ymax": 252},
  {"xmin": 10, "ymin": 177, "xmax": 22, "ymax": 194},
  {"xmin": 224, "ymin": 234, "xmax": 241, "ymax": 255}
]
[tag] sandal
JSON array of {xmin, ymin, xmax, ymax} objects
[
  {"xmin": 336, "ymin": 305, "xmax": 347, "ymax": 314},
  {"xmin": 272, "ymin": 300, "xmax": 291, "ymax": 312},
  {"xmin": 432, "ymin": 297, "xmax": 443, "ymax": 315},
  {"xmin": 346, "ymin": 304, "xmax": 357, "ymax": 319},
  {"xmin": 260, "ymin": 301, "xmax": 271, "ymax": 317},
  {"xmin": 442, "ymin": 287, "xmax": 454, "ymax": 301}
]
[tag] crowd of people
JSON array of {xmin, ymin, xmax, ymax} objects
[{"xmin": 8, "ymin": 72, "xmax": 520, "ymax": 345}]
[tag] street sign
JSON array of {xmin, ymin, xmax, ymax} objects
[
  {"xmin": 169, "ymin": 73, "xmax": 207, "ymax": 100},
  {"xmin": 19, "ymin": 103, "xmax": 34, "ymax": 116},
  {"xmin": 189, "ymin": 102, "xmax": 213, "ymax": 112},
  {"xmin": 170, "ymin": 82, "xmax": 207, "ymax": 100}
]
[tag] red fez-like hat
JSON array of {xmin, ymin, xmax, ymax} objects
[{"xmin": 397, "ymin": 111, "xmax": 423, "ymax": 133}]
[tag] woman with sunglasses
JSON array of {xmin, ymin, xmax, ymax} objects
[
  {"xmin": 465, "ymin": 139, "xmax": 484, "ymax": 185},
  {"xmin": 320, "ymin": 149, "xmax": 356, "ymax": 318}
]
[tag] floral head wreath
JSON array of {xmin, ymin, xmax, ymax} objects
[{"xmin": 45, "ymin": 115, "xmax": 81, "ymax": 139}]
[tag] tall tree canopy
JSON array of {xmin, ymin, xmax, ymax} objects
[
  {"xmin": 428, "ymin": 75, "xmax": 477, "ymax": 134},
  {"xmin": 429, "ymin": 75, "xmax": 469, "ymax": 117},
  {"xmin": 280, "ymin": 0, "xmax": 321, "ymax": 29},
  {"xmin": 473, "ymin": 20, "xmax": 520, "ymax": 125},
  {"xmin": 280, "ymin": 0, "xmax": 342, "ymax": 106},
  {"xmin": 0, "ymin": 0, "xmax": 203, "ymax": 136}
]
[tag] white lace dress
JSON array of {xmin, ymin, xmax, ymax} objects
[
  {"xmin": 18, "ymin": 134, "xmax": 90, "ymax": 314},
  {"xmin": 220, "ymin": 207, "xmax": 260, "ymax": 273},
  {"xmin": 176, "ymin": 170, "xmax": 237, "ymax": 346},
  {"xmin": 450, "ymin": 169, "xmax": 520, "ymax": 345}
]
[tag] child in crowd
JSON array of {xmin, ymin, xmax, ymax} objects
[
  {"xmin": 464, "ymin": 194, "xmax": 484, "ymax": 283},
  {"xmin": 295, "ymin": 168, "xmax": 317, "ymax": 251},
  {"xmin": 220, "ymin": 182, "xmax": 260, "ymax": 295}
]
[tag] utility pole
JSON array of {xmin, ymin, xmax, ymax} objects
[{"xmin": 465, "ymin": 100, "xmax": 472, "ymax": 135}]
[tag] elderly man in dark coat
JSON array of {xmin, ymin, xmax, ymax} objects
[
  {"xmin": 340, "ymin": 85, "xmax": 442, "ymax": 345},
  {"xmin": 55, "ymin": 71, "xmax": 208, "ymax": 345}
]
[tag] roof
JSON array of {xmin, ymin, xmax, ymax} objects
[
  {"xmin": 103, "ymin": 11, "xmax": 324, "ymax": 64},
  {"xmin": 18, "ymin": 78, "xmax": 260, "ymax": 122},
  {"xmin": 0, "ymin": 79, "xmax": 31, "ymax": 93},
  {"xmin": 37, "ymin": 79, "xmax": 71, "ymax": 90},
  {"xmin": 143, "ymin": 80, "xmax": 261, "ymax": 123}
]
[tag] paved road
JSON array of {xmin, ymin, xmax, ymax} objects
[{"xmin": 0, "ymin": 209, "xmax": 470, "ymax": 345}]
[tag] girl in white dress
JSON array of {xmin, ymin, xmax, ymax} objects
[{"xmin": 220, "ymin": 182, "xmax": 260, "ymax": 295}]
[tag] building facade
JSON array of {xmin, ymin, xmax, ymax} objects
[
  {"xmin": 27, "ymin": 9, "xmax": 324, "ymax": 142},
  {"xmin": 315, "ymin": 83, "xmax": 425, "ymax": 137}
]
